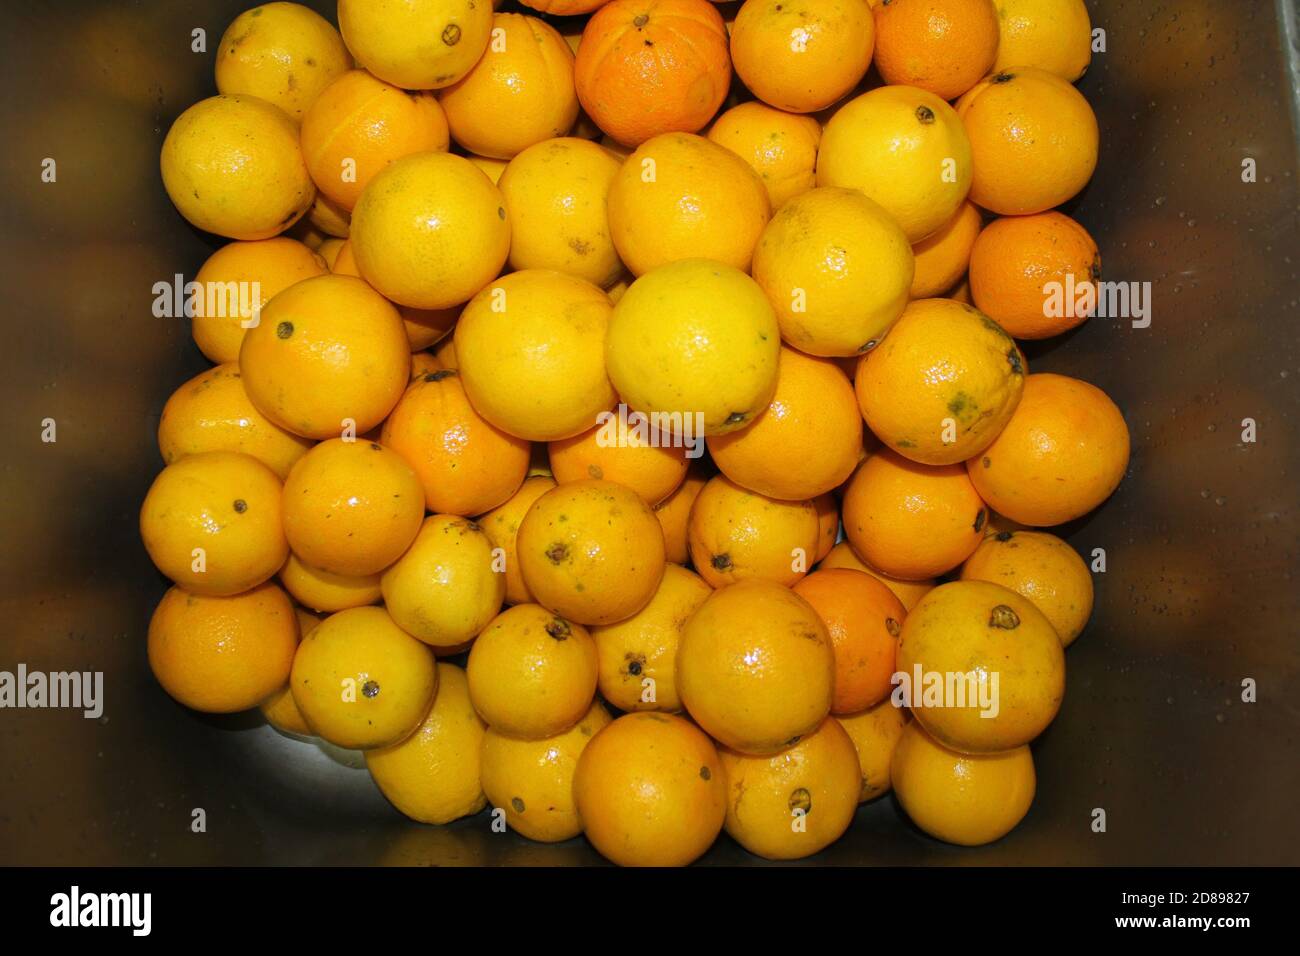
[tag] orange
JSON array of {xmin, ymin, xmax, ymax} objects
[
  {"xmin": 813, "ymin": 493, "xmax": 839, "ymax": 562},
  {"xmin": 238, "ymin": 274, "xmax": 409, "ymax": 439},
  {"xmin": 279, "ymin": 551, "xmax": 382, "ymax": 613},
  {"xmin": 819, "ymin": 542, "xmax": 935, "ymax": 610},
  {"xmin": 336, "ymin": 0, "xmax": 493, "ymax": 90},
  {"xmin": 751, "ymin": 187, "xmax": 913, "ymax": 357},
  {"xmin": 331, "ymin": 240, "xmax": 458, "ymax": 352},
  {"xmin": 956, "ymin": 68, "xmax": 1098, "ymax": 215},
  {"xmin": 466, "ymin": 603, "xmax": 598, "ymax": 738},
  {"xmin": 290, "ymin": 605, "xmax": 439, "ymax": 749},
  {"xmin": 299, "ymin": 69, "xmax": 450, "ymax": 212},
  {"xmin": 158, "ymin": 364, "xmax": 312, "ymax": 480},
  {"xmin": 148, "ymin": 582, "xmax": 297, "ymax": 714},
  {"xmin": 549, "ymin": 412, "xmax": 689, "ymax": 507},
  {"xmin": 480, "ymin": 699, "xmax": 613, "ymax": 843},
  {"xmin": 794, "ymin": 568, "xmax": 906, "ymax": 714},
  {"xmin": 160, "ymin": 94, "xmax": 316, "ymax": 240},
  {"xmin": 910, "ymin": 200, "xmax": 982, "ymax": 299},
  {"xmin": 350, "ymin": 152, "xmax": 510, "ymax": 310},
  {"xmin": 409, "ymin": 350, "xmax": 439, "ymax": 380},
  {"xmin": 606, "ymin": 259, "xmax": 780, "ymax": 435},
  {"xmin": 730, "ymin": 0, "xmax": 874, "ymax": 113},
  {"xmin": 516, "ymin": 479, "xmax": 666, "ymax": 625},
  {"xmin": 140, "ymin": 451, "xmax": 287, "ymax": 596},
  {"xmin": 381, "ymin": 369, "xmax": 530, "ymax": 516},
  {"xmin": 281, "ymin": 438, "xmax": 425, "ymax": 577},
  {"xmin": 841, "ymin": 450, "xmax": 987, "ymax": 580},
  {"xmin": 307, "ymin": 193, "xmax": 350, "ymax": 238},
  {"xmin": 856, "ymin": 298, "xmax": 1027, "ymax": 465},
  {"xmin": 891, "ymin": 719, "xmax": 1035, "ymax": 845},
  {"xmin": 688, "ymin": 475, "xmax": 821, "ymax": 588},
  {"xmin": 575, "ymin": 0, "xmax": 731, "ymax": 147},
  {"xmin": 189, "ymin": 237, "xmax": 327, "ymax": 364},
  {"xmin": 836, "ymin": 699, "xmax": 910, "ymax": 802},
  {"xmin": 521, "ymin": 0, "xmax": 609, "ymax": 14},
  {"xmin": 992, "ymin": 0, "xmax": 1092, "ymax": 82},
  {"xmin": 961, "ymin": 529, "xmax": 1094, "ymax": 647},
  {"xmin": 479, "ymin": 476, "xmax": 558, "ymax": 605},
  {"xmin": 678, "ymin": 579, "xmax": 834, "ymax": 753},
  {"xmin": 497, "ymin": 137, "xmax": 624, "ymax": 287},
  {"xmin": 590, "ymin": 563, "xmax": 711, "ymax": 712},
  {"xmin": 719, "ymin": 717, "xmax": 861, "ymax": 859},
  {"xmin": 653, "ymin": 461, "xmax": 710, "ymax": 565},
  {"xmin": 317, "ymin": 236, "xmax": 346, "ymax": 269},
  {"xmin": 709, "ymin": 348, "xmax": 863, "ymax": 500},
  {"xmin": 873, "ymin": 0, "xmax": 999, "ymax": 101},
  {"xmin": 897, "ymin": 580, "xmax": 1065, "ymax": 752},
  {"xmin": 967, "ymin": 373, "xmax": 1129, "ymax": 526},
  {"xmin": 260, "ymin": 604, "xmax": 320, "ymax": 736},
  {"xmin": 365, "ymin": 663, "xmax": 487, "ymax": 824},
  {"xmin": 817, "ymin": 85, "xmax": 972, "ymax": 243},
  {"xmin": 381, "ymin": 515, "xmax": 504, "ymax": 650},
  {"xmin": 466, "ymin": 153, "xmax": 509, "ymax": 184},
  {"xmin": 607, "ymin": 133, "xmax": 771, "ymax": 276},
  {"xmin": 968, "ymin": 211, "xmax": 1101, "ymax": 339},
  {"xmin": 455, "ymin": 270, "xmax": 617, "ymax": 442},
  {"xmin": 706, "ymin": 102, "xmax": 822, "ymax": 210},
  {"xmin": 215, "ymin": 2, "xmax": 352, "ymax": 120},
  {"xmin": 439, "ymin": 14, "xmax": 579, "ymax": 159},
  {"xmin": 573, "ymin": 712, "xmax": 727, "ymax": 866}
]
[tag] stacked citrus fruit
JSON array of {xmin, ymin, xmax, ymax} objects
[{"xmin": 147, "ymin": 0, "xmax": 1124, "ymax": 863}]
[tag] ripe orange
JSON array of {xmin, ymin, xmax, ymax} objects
[
  {"xmin": 381, "ymin": 369, "xmax": 530, "ymax": 516},
  {"xmin": 148, "ymin": 582, "xmax": 297, "ymax": 714},
  {"xmin": 992, "ymin": 0, "xmax": 1092, "ymax": 82},
  {"xmin": 910, "ymin": 200, "xmax": 982, "ymax": 300},
  {"xmin": 140, "ymin": 451, "xmax": 288, "ymax": 596},
  {"xmin": 873, "ymin": 0, "xmax": 999, "ymax": 101},
  {"xmin": 967, "ymin": 373, "xmax": 1129, "ymax": 526},
  {"xmin": 439, "ymin": 14, "xmax": 579, "ymax": 158},
  {"xmin": 706, "ymin": 102, "xmax": 822, "ymax": 210},
  {"xmin": 856, "ymin": 298, "xmax": 1027, "ymax": 465},
  {"xmin": 897, "ymin": 580, "xmax": 1065, "ymax": 753},
  {"xmin": 607, "ymin": 133, "xmax": 771, "ymax": 276},
  {"xmin": 574, "ymin": 712, "xmax": 727, "ymax": 866},
  {"xmin": 956, "ymin": 67, "xmax": 1099, "ymax": 215},
  {"xmin": 652, "ymin": 460, "xmax": 710, "ymax": 565},
  {"xmin": 590, "ymin": 563, "xmax": 711, "ymax": 713},
  {"xmin": 730, "ymin": 0, "xmax": 875, "ymax": 113},
  {"xmin": 961, "ymin": 529, "xmax": 1094, "ymax": 646},
  {"xmin": 238, "ymin": 274, "xmax": 409, "ymax": 439},
  {"xmin": 549, "ymin": 414, "xmax": 689, "ymax": 507},
  {"xmin": 281, "ymin": 438, "xmax": 425, "ymax": 577},
  {"xmin": 290, "ymin": 605, "xmax": 439, "ymax": 749},
  {"xmin": 841, "ymin": 450, "xmax": 987, "ymax": 580},
  {"xmin": 819, "ymin": 541, "xmax": 935, "ymax": 610},
  {"xmin": 516, "ymin": 479, "xmax": 667, "ymax": 625},
  {"xmin": 299, "ymin": 69, "xmax": 450, "ymax": 212},
  {"xmin": 679, "ymin": 579, "xmax": 834, "ymax": 754},
  {"xmin": 708, "ymin": 347, "xmax": 864, "ymax": 500},
  {"xmin": 794, "ymin": 568, "xmax": 906, "ymax": 714},
  {"xmin": 836, "ymin": 699, "xmax": 910, "ymax": 802},
  {"xmin": 719, "ymin": 717, "xmax": 861, "ymax": 859},
  {"xmin": 158, "ymin": 364, "xmax": 312, "ymax": 480},
  {"xmin": 336, "ymin": 0, "xmax": 493, "ymax": 91},
  {"xmin": 279, "ymin": 552, "xmax": 381, "ymax": 613},
  {"xmin": 189, "ymin": 237, "xmax": 327, "ymax": 364},
  {"xmin": 688, "ymin": 475, "xmax": 821, "ymax": 588},
  {"xmin": 478, "ymin": 476, "xmax": 558, "ymax": 606},
  {"xmin": 466, "ymin": 603, "xmax": 599, "ymax": 738},
  {"xmin": 891, "ymin": 719, "xmax": 1035, "ymax": 845},
  {"xmin": 575, "ymin": 0, "xmax": 731, "ymax": 147},
  {"xmin": 968, "ymin": 211, "xmax": 1101, "ymax": 339},
  {"xmin": 331, "ymin": 239, "xmax": 458, "ymax": 353}
]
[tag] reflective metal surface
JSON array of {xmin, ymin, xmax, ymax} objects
[{"xmin": 1, "ymin": 0, "xmax": 1296, "ymax": 865}]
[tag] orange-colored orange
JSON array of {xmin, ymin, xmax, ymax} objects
[
  {"xmin": 794, "ymin": 568, "xmax": 906, "ymax": 714},
  {"xmin": 478, "ymin": 475, "xmax": 558, "ymax": 605},
  {"xmin": 819, "ymin": 541, "xmax": 935, "ymax": 610},
  {"xmin": 873, "ymin": 0, "xmax": 999, "ymax": 101},
  {"xmin": 549, "ymin": 412, "xmax": 689, "ymax": 507},
  {"xmin": 969, "ymin": 211, "xmax": 1101, "ymax": 339},
  {"xmin": 381, "ymin": 368, "xmax": 530, "ymax": 516},
  {"xmin": 687, "ymin": 475, "xmax": 821, "ymax": 588},
  {"xmin": 575, "ymin": 0, "xmax": 731, "ymax": 147},
  {"xmin": 652, "ymin": 460, "xmax": 710, "ymax": 565},
  {"xmin": 967, "ymin": 373, "xmax": 1129, "ymax": 527},
  {"xmin": 841, "ymin": 450, "xmax": 987, "ymax": 580},
  {"xmin": 910, "ymin": 200, "xmax": 982, "ymax": 299},
  {"xmin": 332, "ymin": 240, "xmax": 458, "ymax": 352}
]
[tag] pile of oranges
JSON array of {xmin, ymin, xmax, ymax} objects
[{"xmin": 144, "ymin": 0, "xmax": 1127, "ymax": 865}]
